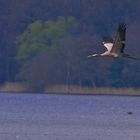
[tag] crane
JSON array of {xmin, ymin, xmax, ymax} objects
[{"xmin": 88, "ymin": 23, "xmax": 139, "ymax": 60}]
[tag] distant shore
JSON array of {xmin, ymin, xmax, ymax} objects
[
  {"xmin": 45, "ymin": 85, "xmax": 140, "ymax": 96},
  {"xmin": 0, "ymin": 82, "xmax": 139, "ymax": 96}
]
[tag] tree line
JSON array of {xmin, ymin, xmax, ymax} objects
[
  {"xmin": 0, "ymin": 0, "xmax": 140, "ymax": 91},
  {"xmin": 15, "ymin": 16, "xmax": 140, "ymax": 91}
]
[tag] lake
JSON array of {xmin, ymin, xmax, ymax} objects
[{"xmin": 0, "ymin": 93, "xmax": 140, "ymax": 140}]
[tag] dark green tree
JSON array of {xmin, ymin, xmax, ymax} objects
[
  {"xmin": 16, "ymin": 16, "xmax": 90, "ymax": 91},
  {"xmin": 16, "ymin": 16, "xmax": 75, "ymax": 61}
]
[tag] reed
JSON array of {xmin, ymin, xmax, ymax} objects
[
  {"xmin": 45, "ymin": 85, "xmax": 140, "ymax": 96},
  {"xmin": 0, "ymin": 82, "xmax": 27, "ymax": 93}
]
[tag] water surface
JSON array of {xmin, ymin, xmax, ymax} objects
[{"xmin": 0, "ymin": 93, "xmax": 140, "ymax": 140}]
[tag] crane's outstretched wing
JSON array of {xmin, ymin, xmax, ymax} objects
[{"xmin": 111, "ymin": 23, "xmax": 126, "ymax": 53}]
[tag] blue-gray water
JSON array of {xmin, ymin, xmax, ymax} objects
[{"xmin": 0, "ymin": 93, "xmax": 140, "ymax": 140}]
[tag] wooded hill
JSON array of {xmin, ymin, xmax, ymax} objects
[{"xmin": 0, "ymin": 0, "xmax": 140, "ymax": 91}]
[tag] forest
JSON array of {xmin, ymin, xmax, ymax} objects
[{"xmin": 0, "ymin": 0, "xmax": 140, "ymax": 92}]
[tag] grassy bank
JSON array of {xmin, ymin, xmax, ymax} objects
[
  {"xmin": 0, "ymin": 82, "xmax": 27, "ymax": 93},
  {"xmin": 0, "ymin": 83, "xmax": 140, "ymax": 96},
  {"xmin": 45, "ymin": 85, "xmax": 140, "ymax": 96}
]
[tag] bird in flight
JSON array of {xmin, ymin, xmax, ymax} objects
[{"xmin": 88, "ymin": 23, "xmax": 139, "ymax": 60}]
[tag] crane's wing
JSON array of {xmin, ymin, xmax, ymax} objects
[{"xmin": 111, "ymin": 23, "xmax": 126, "ymax": 53}]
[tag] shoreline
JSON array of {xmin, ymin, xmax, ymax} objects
[
  {"xmin": 45, "ymin": 85, "xmax": 140, "ymax": 96},
  {"xmin": 0, "ymin": 82, "xmax": 140, "ymax": 96}
]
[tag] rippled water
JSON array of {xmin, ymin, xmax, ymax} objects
[{"xmin": 0, "ymin": 93, "xmax": 140, "ymax": 140}]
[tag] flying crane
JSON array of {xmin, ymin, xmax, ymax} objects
[{"xmin": 88, "ymin": 23, "xmax": 139, "ymax": 60}]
